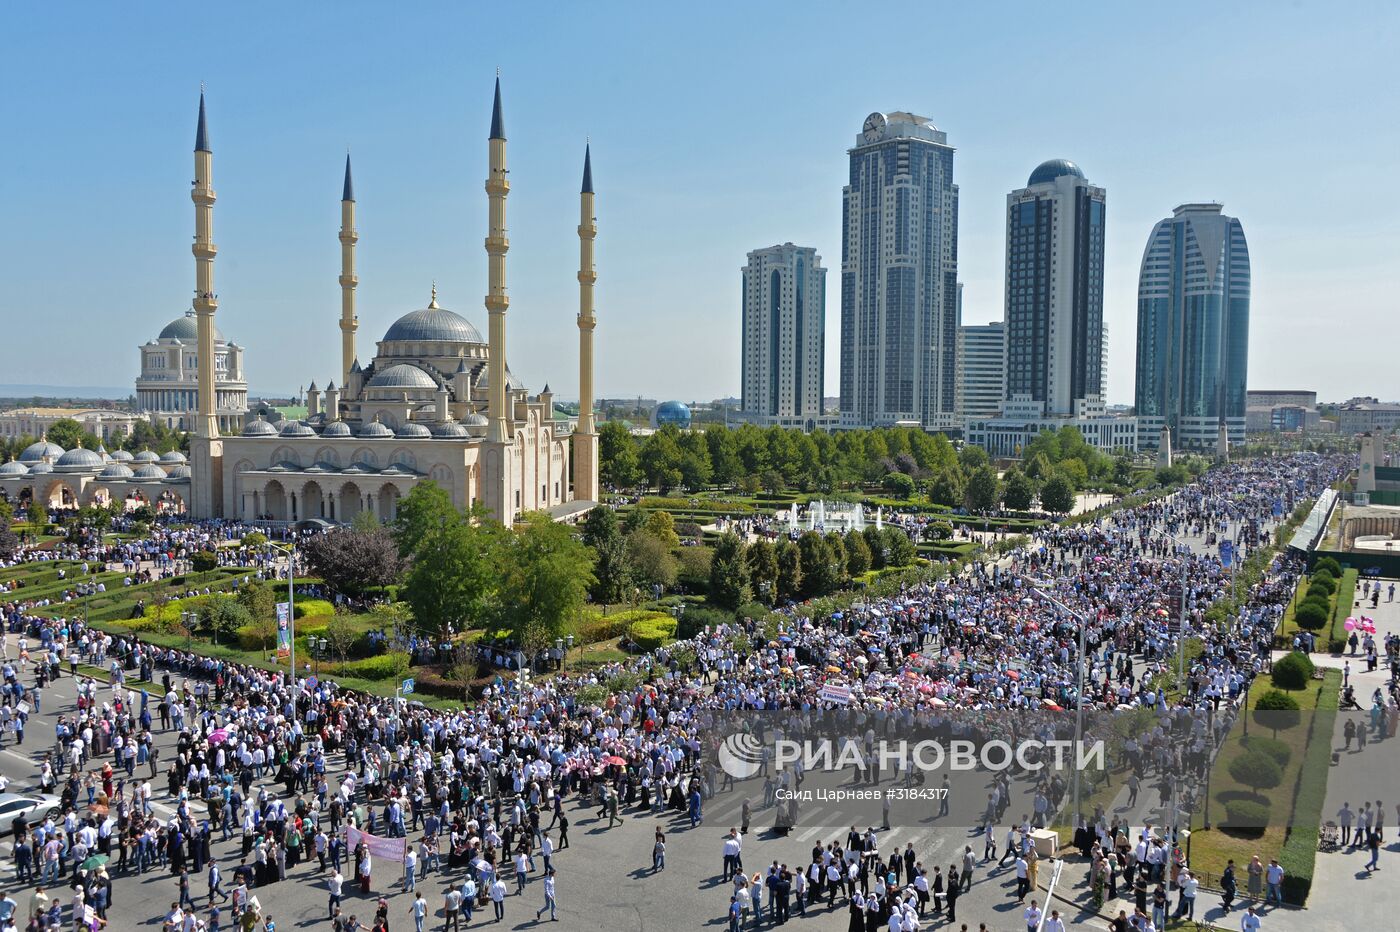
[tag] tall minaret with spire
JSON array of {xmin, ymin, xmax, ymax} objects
[
  {"xmin": 338, "ymin": 153, "xmax": 359, "ymax": 391},
  {"xmin": 192, "ymin": 91, "xmax": 220, "ymax": 439},
  {"xmin": 572, "ymin": 143, "xmax": 600, "ymax": 501},
  {"xmin": 485, "ymin": 76, "xmax": 511, "ymax": 445}
]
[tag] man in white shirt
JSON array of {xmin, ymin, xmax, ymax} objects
[
  {"xmin": 1239, "ymin": 905, "xmax": 1261, "ymax": 932},
  {"xmin": 327, "ymin": 870, "xmax": 343, "ymax": 919},
  {"xmin": 1043, "ymin": 908, "xmax": 1066, "ymax": 932},
  {"xmin": 1023, "ymin": 899, "xmax": 1043, "ymax": 932},
  {"xmin": 489, "ymin": 877, "xmax": 508, "ymax": 922}
]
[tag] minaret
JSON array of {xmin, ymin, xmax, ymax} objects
[
  {"xmin": 192, "ymin": 91, "xmax": 220, "ymax": 439},
  {"xmin": 339, "ymin": 153, "xmax": 359, "ymax": 390},
  {"xmin": 572, "ymin": 143, "xmax": 600, "ymax": 501},
  {"xmin": 484, "ymin": 76, "xmax": 511, "ymax": 444}
]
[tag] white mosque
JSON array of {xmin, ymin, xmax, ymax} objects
[{"xmin": 177, "ymin": 79, "xmax": 601, "ymax": 524}]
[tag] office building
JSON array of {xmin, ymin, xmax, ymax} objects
[
  {"xmin": 957, "ymin": 322, "xmax": 1005, "ymax": 419},
  {"xmin": 1004, "ymin": 159, "xmax": 1106, "ymax": 417},
  {"xmin": 1338, "ymin": 401, "xmax": 1400, "ymax": 436},
  {"xmin": 1134, "ymin": 203, "xmax": 1251, "ymax": 449},
  {"xmin": 1245, "ymin": 390, "xmax": 1321, "ymax": 433},
  {"xmin": 739, "ymin": 244, "xmax": 828, "ymax": 429},
  {"xmin": 839, "ymin": 110, "xmax": 959, "ymax": 430}
]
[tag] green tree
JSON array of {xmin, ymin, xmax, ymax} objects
[
  {"xmin": 237, "ymin": 579, "xmax": 276, "ymax": 622},
  {"xmin": 927, "ymin": 471, "xmax": 963, "ymax": 508},
  {"xmin": 496, "ymin": 514, "xmax": 595, "ymax": 656},
  {"xmin": 797, "ymin": 531, "xmax": 840, "ymax": 598},
  {"xmin": 883, "ymin": 527, "xmax": 916, "ymax": 567},
  {"xmin": 626, "ymin": 529, "xmax": 677, "ymax": 591},
  {"xmin": 27, "ymin": 501, "xmax": 47, "ymax": 529},
  {"xmin": 644, "ymin": 510, "xmax": 681, "ymax": 550},
  {"xmin": 200, "ymin": 596, "xmax": 251, "ymax": 647},
  {"xmin": 1002, "ymin": 467, "xmax": 1037, "ymax": 511},
  {"xmin": 709, "ymin": 532, "xmax": 751, "ymax": 610},
  {"xmin": 678, "ymin": 431, "xmax": 713, "ymax": 490},
  {"xmin": 393, "ymin": 481, "xmax": 459, "ymax": 559},
  {"xmin": 582, "ymin": 506, "xmax": 632, "ymax": 603},
  {"xmin": 958, "ymin": 444, "xmax": 990, "ymax": 473},
  {"xmin": 599, "ymin": 420, "xmax": 641, "ymax": 488},
  {"xmin": 1227, "ymin": 750, "xmax": 1283, "ymax": 801},
  {"xmin": 706, "ymin": 426, "xmax": 742, "ymax": 488},
  {"xmin": 882, "ymin": 472, "xmax": 916, "ymax": 498},
  {"xmin": 395, "ymin": 485, "xmax": 506, "ymax": 634},
  {"xmin": 775, "ymin": 540, "xmax": 803, "ymax": 602},
  {"xmin": 302, "ymin": 526, "xmax": 405, "ymax": 599},
  {"xmin": 843, "ymin": 529, "xmax": 872, "ymax": 577},
  {"xmin": 760, "ymin": 469, "xmax": 786, "ymax": 496},
  {"xmin": 863, "ymin": 525, "xmax": 886, "ymax": 569},
  {"xmin": 639, "ymin": 426, "xmax": 684, "ymax": 492},
  {"xmin": 1040, "ymin": 472, "xmax": 1076, "ymax": 515},
  {"xmin": 964, "ymin": 464, "xmax": 1001, "ymax": 512},
  {"xmin": 746, "ymin": 538, "xmax": 779, "ymax": 604},
  {"xmin": 45, "ymin": 419, "xmax": 99, "ymax": 453},
  {"xmin": 324, "ymin": 614, "xmax": 360, "ymax": 663}
]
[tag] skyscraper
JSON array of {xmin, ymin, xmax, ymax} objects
[
  {"xmin": 957, "ymin": 322, "xmax": 1005, "ymax": 419},
  {"xmin": 740, "ymin": 243, "xmax": 827, "ymax": 427},
  {"xmin": 840, "ymin": 111, "xmax": 959, "ymax": 430},
  {"xmin": 1134, "ymin": 203, "xmax": 1251, "ymax": 449},
  {"xmin": 1004, "ymin": 159, "xmax": 1106, "ymax": 418}
]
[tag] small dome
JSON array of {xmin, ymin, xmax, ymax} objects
[
  {"xmin": 56, "ymin": 447, "xmax": 105, "ymax": 470},
  {"xmin": 651, "ymin": 401, "xmax": 692, "ymax": 429},
  {"xmin": 476, "ymin": 367, "xmax": 524, "ymax": 392},
  {"xmin": 357, "ymin": 420, "xmax": 394, "ymax": 438},
  {"xmin": 433, "ymin": 420, "xmax": 469, "ymax": 438},
  {"xmin": 158, "ymin": 450, "xmax": 187, "ymax": 464},
  {"xmin": 27, "ymin": 463, "xmax": 53, "ymax": 474},
  {"xmin": 164, "ymin": 465, "xmax": 192, "ymax": 480},
  {"xmin": 110, "ymin": 450, "xmax": 134, "ymax": 462},
  {"xmin": 131, "ymin": 464, "xmax": 167, "ymax": 480},
  {"xmin": 367, "ymin": 364, "xmax": 439, "ymax": 391},
  {"xmin": 1027, "ymin": 159, "xmax": 1084, "ymax": 187},
  {"xmin": 242, "ymin": 417, "xmax": 278, "ymax": 437},
  {"xmin": 0, "ymin": 461, "xmax": 29, "ymax": 476},
  {"xmin": 461, "ymin": 411, "xmax": 489, "ymax": 427},
  {"xmin": 395, "ymin": 422, "xmax": 432, "ymax": 439},
  {"xmin": 381, "ymin": 305, "xmax": 485, "ymax": 344},
  {"xmin": 279, "ymin": 420, "xmax": 317, "ymax": 438},
  {"xmin": 320, "ymin": 421, "xmax": 352, "ymax": 437},
  {"xmin": 158, "ymin": 311, "xmax": 225, "ymax": 343},
  {"xmin": 20, "ymin": 440, "xmax": 65, "ymax": 463},
  {"xmin": 99, "ymin": 463, "xmax": 134, "ymax": 479},
  {"xmin": 133, "ymin": 450, "xmax": 160, "ymax": 464}
]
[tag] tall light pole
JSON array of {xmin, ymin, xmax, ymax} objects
[
  {"xmin": 1027, "ymin": 578, "xmax": 1089, "ymax": 831},
  {"xmin": 265, "ymin": 534, "xmax": 297, "ymax": 683}
]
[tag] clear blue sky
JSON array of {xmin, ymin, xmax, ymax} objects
[{"xmin": 2, "ymin": 1, "xmax": 1397, "ymax": 405}]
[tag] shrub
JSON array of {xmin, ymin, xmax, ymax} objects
[
  {"xmin": 736, "ymin": 602, "xmax": 769, "ymax": 623},
  {"xmin": 1306, "ymin": 575, "xmax": 1335, "ymax": 598},
  {"xmin": 191, "ymin": 550, "xmax": 219, "ymax": 573},
  {"xmin": 332, "ymin": 652, "xmax": 410, "ymax": 681},
  {"xmin": 1253, "ymin": 689, "xmax": 1301, "ymax": 736},
  {"xmin": 677, "ymin": 605, "xmax": 732, "ymax": 640},
  {"xmin": 628, "ymin": 616, "xmax": 678, "ymax": 651},
  {"xmin": 235, "ymin": 621, "xmax": 277, "ymax": 652},
  {"xmin": 1223, "ymin": 799, "xmax": 1271, "ymax": 834},
  {"xmin": 1312, "ymin": 557, "xmax": 1342, "ymax": 579},
  {"xmin": 573, "ymin": 608, "xmax": 667, "ymax": 645},
  {"xmin": 1227, "ymin": 750, "xmax": 1283, "ymax": 797},
  {"xmin": 293, "ymin": 599, "xmax": 335, "ymax": 620},
  {"xmin": 1272, "ymin": 651, "xmax": 1315, "ymax": 689},
  {"xmin": 1241, "ymin": 735, "xmax": 1292, "ymax": 768},
  {"xmin": 1293, "ymin": 600, "xmax": 1329, "ymax": 631}
]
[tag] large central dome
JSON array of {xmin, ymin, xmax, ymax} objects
[
  {"xmin": 382, "ymin": 303, "xmax": 484, "ymax": 344},
  {"xmin": 159, "ymin": 311, "xmax": 226, "ymax": 342}
]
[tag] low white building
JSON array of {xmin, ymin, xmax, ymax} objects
[
  {"xmin": 0, "ymin": 408, "xmax": 141, "ymax": 443},
  {"xmin": 965, "ymin": 397, "xmax": 1137, "ymax": 458}
]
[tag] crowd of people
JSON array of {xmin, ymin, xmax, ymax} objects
[{"xmin": 0, "ymin": 451, "xmax": 1368, "ymax": 932}]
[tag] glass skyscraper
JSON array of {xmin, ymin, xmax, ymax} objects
[
  {"xmin": 740, "ymin": 243, "xmax": 827, "ymax": 426},
  {"xmin": 1004, "ymin": 159, "xmax": 1106, "ymax": 418},
  {"xmin": 1134, "ymin": 203, "xmax": 1250, "ymax": 449},
  {"xmin": 839, "ymin": 111, "xmax": 959, "ymax": 429}
]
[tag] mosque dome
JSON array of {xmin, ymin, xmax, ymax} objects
[
  {"xmin": 56, "ymin": 447, "xmax": 105, "ymax": 470},
  {"xmin": 279, "ymin": 421, "xmax": 317, "ymax": 438},
  {"xmin": 27, "ymin": 463, "xmax": 53, "ymax": 475},
  {"xmin": 133, "ymin": 450, "xmax": 160, "ymax": 464},
  {"xmin": 110, "ymin": 450, "xmax": 134, "ymax": 462},
  {"xmin": 381, "ymin": 294, "xmax": 484, "ymax": 344},
  {"xmin": 461, "ymin": 411, "xmax": 489, "ymax": 428},
  {"xmin": 367, "ymin": 364, "xmax": 439, "ymax": 390},
  {"xmin": 432, "ymin": 420, "xmax": 469, "ymax": 438},
  {"xmin": 395, "ymin": 422, "xmax": 432, "ymax": 439},
  {"xmin": 357, "ymin": 420, "xmax": 395, "ymax": 439},
  {"xmin": 1027, "ymin": 159, "xmax": 1085, "ymax": 186},
  {"xmin": 651, "ymin": 401, "xmax": 692, "ymax": 429},
  {"xmin": 20, "ymin": 440, "xmax": 65, "ymax": 463},
  {"xmin": 0, "ymin": 461, "xmax": 29, "ymax": 477},
  {"xmin": 241, "ymin": 417, "xmax": 278, "ymax": 437},
  {"xmin": 99, "ymin": 463, "xmax": 134, "ymax": 479},
  {"xmin": 158, "ymin": 311, "xmax": 226, "ymax": 343},
  {"xmin": 158, "ymin": 450, "xmax": 188, "ymax": 464},
  {"xmin": 132, "ymin": 464, "xmax": 167, "ymax": 481},
  {"xmin": 476, "ymin": 367, "xmax": 525, "ymax": 392},
  {"xmin": 164, "ymin": 465, "xmax": 193, "ymax": 480},
  {"xmin": 320, "ymin": 421, "xmax": 353, "ymax": 438}
]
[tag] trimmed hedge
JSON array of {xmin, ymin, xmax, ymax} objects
[
  {"xmin": 1276, "ymin": 677, "xmax": 1340, "ymax": 904},
  {"xmin": 1272, "ymin": 651, "xmax": 1315, "ymax": 689},
  {"xmin": 1223, "ymin": 799, "xmax": 1270, "ymax": 834},
  {"xmin": 1240, "ymin": 734, "xmax": 1292, "ymax": 768},
  {"xmin": 331, "ymin": 652, "xmax": 409, "ymax": 681},
  {"xmin": 628, "ymin": 615, "xmax": 678, "ymax": 651},
  {"xmin": 573, "ymin": 608, "xmax": 666, "ymax": 645},
  {"xmin": 1293, "ymin": 600, "xmax": 1329, "ymax": 631},
  {"xmin": 294, "ymin": 599, "xmax": 335, "ymax": 619}
]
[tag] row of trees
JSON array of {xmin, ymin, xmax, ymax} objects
[
  {"xmin": 706, "ymin": 525, "xmax": 916, "ymax": 610},
  {"xmin": 599, "ymin": 420, "xmax": 1138, "ymax": 503}
]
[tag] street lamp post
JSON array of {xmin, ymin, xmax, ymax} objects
[
  {"xmin": 1027, "ymin": 579, "xmax": 1090, "ymax": 832},
  {"xmin": 264, "ymin": 534, "xmax": 298, "ymax": 684}
]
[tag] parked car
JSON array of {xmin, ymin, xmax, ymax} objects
[{"xmin": 0, "ymin": 792, "xmax": 62, "ymax": 835}]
